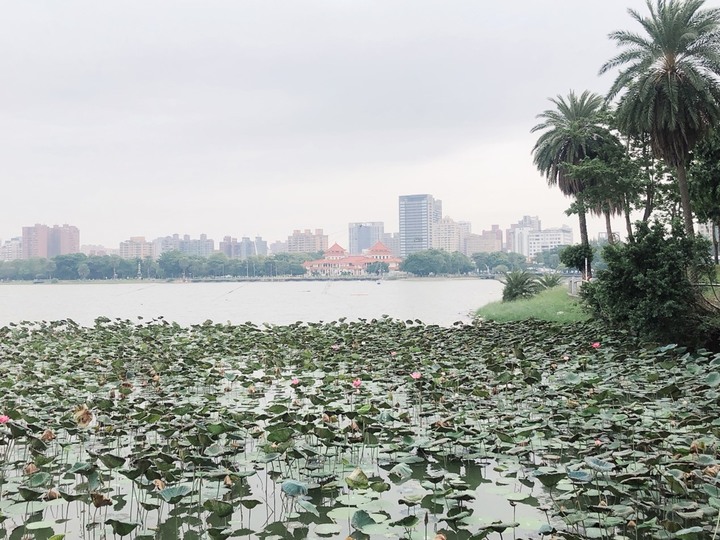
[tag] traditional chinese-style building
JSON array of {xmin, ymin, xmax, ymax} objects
[{"xmin": 303, "ymin": 242, "xmax": 402, "ymax": 276}]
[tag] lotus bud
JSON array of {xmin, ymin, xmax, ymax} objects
[{"xmin": 23, "ymin": 463, "xmax": 39, "ymax": 475}]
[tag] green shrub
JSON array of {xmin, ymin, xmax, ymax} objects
[
  {"xmin": 581, "ymin": 220, "xmax": 720, "ymax": 348},
  {"xmin": 537, "ymin": 273, "xmax": 563, "ymax": 289},
  {"xmin": 560, "ymin": 244, "xmax": 594, "ymax": 275},
  {"xmin": 501, "ymin": 270, "xmax": 540, "ymax": 302}
]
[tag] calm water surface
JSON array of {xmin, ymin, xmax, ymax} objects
[{"xmin": 0, "ymin": 278, "xmax": 503, "ymax": 327}]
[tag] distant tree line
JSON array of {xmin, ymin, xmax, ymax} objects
[
  {"xmin": 0, "ymin": 251, "xmax": 315, "ymax": 281},
  {"xmin": 0, "ymin": 247, "xmax": 581, "ymax": 281},
  {"xmin": 399, "ymin": 248, "xmax": 577, "ymax": 277}
]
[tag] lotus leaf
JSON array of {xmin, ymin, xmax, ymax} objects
[
  {"xmin": 280, "ymin": 479, "xmax": 308, "ymax": 497},
  {"xmin": 105, "ymin": 518, "xmax": 141, "ymax": 536},
  {"xmin": 350, "ymin": 509, "xmax": 377, "ymax": 531},
  {"xmin": 157, "ymin": 484, "xmax": 193, "ymax": 503}
]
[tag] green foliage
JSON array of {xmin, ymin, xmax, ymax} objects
[
  {"xmin": 581, "ymin": 220, "xmax": 719, "ymax": 348},
  {"xmin": 366, "ymin": 262, "xmax": 389, "ymax": 275},
  {"xmin": 501, "ymin": 270, "xmax": 540, "ymax": 302},
  {"xmin": 531, "ymin": 90, "xmax": 610, "ymax": 198},
  {"xmin": 559, "ymin": 244, "xmax": 594, "ymax": 274},
  {"xmin": 536, "ymin": 273, "xmax": 563, "ymax": 289},
  {"xmin": 601, "ymin": 0, "xmax": 720, "ymax": 234},
  {"xmin": 0, "ymin": 251, "xmax": 308, "ymax": 281},
  {"xmin": 533, "ymin": 247, "xmax": 563, "ymax": 270},
  {"xmin": 400, "ymin": 249, "xmax": 474, "ymax": 276},
  {"xmin": 531, "ymin": 89, "xmax": 617, "ymax": 272},
  {"xmin": 690, "ymin": 128, "xmax": 720, "ymax": 262},
  {"xmin": 471, "ymin": 251, "xmax": 526, "ymax": 273}
]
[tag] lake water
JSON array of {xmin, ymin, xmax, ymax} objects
[{"xmin": 0, "ymin": 278, "xmax": 503, "ymax": 327}]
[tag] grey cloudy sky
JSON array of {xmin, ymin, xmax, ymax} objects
[{"xmin": 3, "ymin": 0, "xmax": 715, "ymax": 248}]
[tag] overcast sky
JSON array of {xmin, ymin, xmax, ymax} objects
[{"xmin": 3, "ymin": 1, "xmax": 717, "ymax": 249}]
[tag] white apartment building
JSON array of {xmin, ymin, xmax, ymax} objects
[
  {"xmin": 528, "ymin": 226, "xmax": 573, "ymax": 258},
  {"xmin": 0, "ymin": 237, "xmax": 22, "ymax": 261}
]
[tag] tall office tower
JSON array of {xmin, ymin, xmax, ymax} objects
[
  {"xmin": 348, "ymin": 222, "xmax": 384, "ymax": 254},
  {"xmin": 399, "ymin": 194, "xmax": 441, "ymax": 257}
]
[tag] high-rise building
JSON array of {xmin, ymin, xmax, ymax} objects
[
  {"xmin": 528, "ymin": 226, "xmax": 573, "ymax": 258},
  {"xmin": 463, "ymin": 225, "xmax": 503, "ymax": 256},
  {"xmin": 399, "ymin": 194, "xmax": 441, "ymax": 257},
  {"xmin": 506, "ymin": 216, "xmax": 541, "ymax": 256},
  {"xmin": 153, "ymin": 233, "xmax": 216, "ymax": 258},
  {"xmin": 22, "ymin": 224, "xmax": 49, "ymax": 259},
  {"xmin": 432, "ymin": 217, "xmax": 471, "ymax": 253},
  {"xmin": 219, "ymin": 236, "xmax": 268, "ymax": 259},
  {"xmin": 380, "ymin": 232, "xmax": 401, "ymax": 257},
  {"xmin": 22, "ymin": 224, "xmax": 79, "ymax": 259},
  {"xmin": 48, "ymin": 225, "xmax": 80, "ymax": 257},
  {"xmin": 119, "ymin": 237, "xmax": 153, "ymax": 259},
  {"xmin": 269, "ymin": 240, "xmax": 288, "ymax": 255},
  {"xmin": 287, "ymin": 229, "xmax": 328, "ymax": 253},
  {"xmin": 179, "ymin": 234, "xmax": 214, "ymax": 257},
  {"xmin": 0, "ymin": 237, "xmax": 22, "ymax": 261},
  {"xmin": 348, "ymin": 222, "xmax": 384, "ymax": 254}
]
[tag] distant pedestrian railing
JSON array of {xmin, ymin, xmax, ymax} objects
[{"xmin": 568, "ymin": 277, "xmax": 585, "ymax": 297}]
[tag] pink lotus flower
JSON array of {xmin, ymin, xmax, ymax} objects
[
  {"xmin": 592, "ymin": 342, "xmax": 601, "ymax": 349},
  {"xmin": 0, "ymin": 415, "xmax": 9, "ymax": 424},
  {"xmin": 351, "ymin": 378, "xmax": 362, "ymax": 388},
  {"xmin": 390, "ymin": 351, "xmax": 397, "ymax": 357},
  {"xmin": 594, "ymin": 439, "xmax": 602, "ymax": 447},
  {"xmin": 331, "ymin": 344, "xmax": 341, "ymax": 351},
  {"xmin": 410, "ymin": 371, "xmax": 422, "ymax": 380},
  {"xmin": 291, "ymin": 378, "xmax": 300, "ymax": 385}
]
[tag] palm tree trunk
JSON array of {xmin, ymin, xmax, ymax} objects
[
  {"xmin": 577, "ymin": 198, "xmax": 592, "ymax": 279},
  {"xmin": 713, "ymin": 219, "xmax": 719, "ymax": 264},
  {"xmin": 676, "ymin": 162, "xmax": 695, "ymax": 236},
  {"xmin": 624, "ymin": 198, "xmax": 635, "ymax": 243},
  {"xmin": 604, "ymin": 209, "xmax": 614, "ymax": 244}
]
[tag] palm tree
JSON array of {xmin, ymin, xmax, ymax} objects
[
  {"xmin": 531, "ymin": 90, "xmax": 610, "ymax": 277},
  {"xmin": 600, "ymin": 0, "xmax": 720, "ymax": 236},
  {"xmin": 501, "ymin": 270, "xmax": 540, "ymax": 302},
  {"xmin": 564, "ymin": 134, "xmax": 631, "ymax": 244}
]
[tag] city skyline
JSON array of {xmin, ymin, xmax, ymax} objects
[
  {"xmin": 2, "ymin": 205, "xmax": 577, "ymax": 262},
  {"xmin": 0, "ymin": 1, "xmax": 667, "ymax": 250},
  {"xmin": 0, "ymin": 209, "xmax": 580, "ymax": 254}
]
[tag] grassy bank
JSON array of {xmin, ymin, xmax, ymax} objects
[{"xmin": 475, "ymin": 284, "xmax": 589, "ymax": 323}]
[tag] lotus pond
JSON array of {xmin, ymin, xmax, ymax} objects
[{"xmin": 1, "ymin": 316, "xmax": 720, "ymax": 539}]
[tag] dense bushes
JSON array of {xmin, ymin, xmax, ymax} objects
[
  {"xmin": 581, "ymin": 221, "xmax": 720, "ymax": 348},
  {"xmin": 501, "ymin": 270, "xmax": 562, "ymax": 302}
]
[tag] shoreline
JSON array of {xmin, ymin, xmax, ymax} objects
[{"xmin": 0, "ymin": 274, "xmax": 501, "ymax": 285}]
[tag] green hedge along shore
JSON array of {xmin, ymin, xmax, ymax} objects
[{"xmin": 0, "ymin": 316, "xmax": 718, "ymax": 539}]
